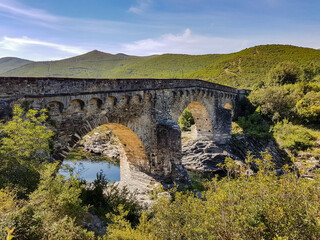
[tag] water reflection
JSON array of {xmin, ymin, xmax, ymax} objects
[{"xmin": 59, "ymin": 159, "xmax": 120, "ymax": 183}]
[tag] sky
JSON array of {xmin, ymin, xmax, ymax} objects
[{"xmin": 0, "ymin": 0, "xmax": 319, "ymax": 60}]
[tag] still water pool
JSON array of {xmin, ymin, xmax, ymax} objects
[{"xmin": 59, "ymin": 159, "xmax": 120, "ymax": 183}]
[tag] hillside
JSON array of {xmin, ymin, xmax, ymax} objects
[
  {"xmin": 2, "ymin": 50, "xmax": 150, "ymax": 78},
  {"xmin": 187, "ymin": 45, "xmax": 320, "ymax": 87},
  {"xmin": 0, "ymin": 57, "xmax": 33, "ymax": 74},
  {"xmin": 2, "ymin": 45, "xmax": 320, "ymax": 88}
]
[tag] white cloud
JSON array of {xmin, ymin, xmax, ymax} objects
[
  {"xmin": 129, "ymin": 0, "xmax": 152, "ymax": 14},
  {"xmin": 0, "ymin": 0, "xmax": 60, "ymax": 22},
  {"xmin": 0, "ymin": 36, "xmax": 86, "ymax": 55},
  {"xmin": 122, "ymin": 29, "xmax": 250, "ymax": 55}
]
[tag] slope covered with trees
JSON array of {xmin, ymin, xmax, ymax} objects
[{"xmin": 2, "ymin": 45, "xmax": 320, "ymax": 88}]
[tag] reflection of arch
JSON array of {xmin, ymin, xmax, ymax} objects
[
  {"xmin": 68, "ymin": 99, "xmax": 84, "ymax": 112},
  {"xmin": 46, "ymin": 101, "xmax": 64, "ymax": 116}
]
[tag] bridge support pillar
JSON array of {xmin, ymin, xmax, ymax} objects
[
  {"xmin": 213, "ymin": 107, "xmax": 232, "ymax": 145},
  {"xmin": 155, "ymin": 120, "xmax": 190, "ymax": 186}
]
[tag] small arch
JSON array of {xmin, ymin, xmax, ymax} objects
[
  {"xmin": 68, "ymin": 99, "xmax": 84, "ymax": 113},
  {"xmin": 143, "ymin": 93, "xmax": 152, "ymax": 101},
  {"xmin": 88, "ymin": 98, "xmax": 102, "ymax": 113},
  {"xmin": 132, "ymin": 94, "xmax": 142, "ymax": 104},
  {"xmin": 178, "ymin": 90, "xmax": 183, "ymax": 97},
  {"xmin": 120, "ymin": 95, "xmax": 131, "ymax": 105},
  {"xmin": 106, "ymin": 96, "xmax": 117, "ymax": 107},
  {"xmin": 46, "ymin": 101, "xmax": 64, "ymax": 116}
]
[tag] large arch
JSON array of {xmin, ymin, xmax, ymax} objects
[
  {"xmin": 187, "ymin": 101, "xmax": 213, "ymax": 140},
  {"xmin": 176, "ymin": 101, "xmax": 214, "ymax": 141},
  {"xmin": 67, "ymin": 122, "xmax": 149, "ymax": 184}
]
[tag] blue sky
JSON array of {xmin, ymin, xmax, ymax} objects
[{"xmin": 0, "ymin": 0, "xmax": 319, "ymax": 60}]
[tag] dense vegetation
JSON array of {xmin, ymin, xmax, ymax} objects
[{"xmin": 2, "ymin": 45, "xmax": 320, "ymax": 88}]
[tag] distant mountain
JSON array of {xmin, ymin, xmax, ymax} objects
[
  {"xmin": 2, "ymin": 45, "xmax": 320, "ymax": 88},
  {"xmin": 0, "ymin": 57, "xmax": 33, "ymax": 74}
]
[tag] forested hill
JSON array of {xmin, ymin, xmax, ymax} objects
[{"xmin": 2, "ymin": 45, "xmax": 320, "ymax": 88}]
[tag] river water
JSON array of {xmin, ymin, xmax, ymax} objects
[{"xmin": 59, "ymin": 159, "xmax": 120, "ymax": 183}]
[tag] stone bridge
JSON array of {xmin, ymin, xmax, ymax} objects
[{"xmin": 0, "ymin": 77, "xmax": 246, "ymax": 189}]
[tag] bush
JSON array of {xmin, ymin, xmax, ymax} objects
[
  {"xmin": 81, "ymin": 172, "xmax": 141, "ymax": 225},
  {"xmin": 272, "ymin": 120, "xmax": 317, "ymax": 152},
  {"xmin": 268, "ymin": 61, "xmax": 299, "ymax": 86},
  {"xmin": 0, "ymin": 105, "xmax": 54, "ymax": 195},
  {"xmin": 105, "ymin": 153, "xmax": 320, "ymax": 239},
  {"xmin": 249, "ymin": 84, "xmax": 304, "ymax": 122},
  {"xmin": 1, "ymin": 163, "xmax": 95, "ymax": 240},
  {"xmin": 178, "ymin": 108, "xmax": 194, "ymax": 131},
  {"xmin": 236, "ymin": 108, "xmax": 271, "ymax": 138},
  {"xmin": 296, "ymin": 91, "xmax": 320, "ymax": 123}
]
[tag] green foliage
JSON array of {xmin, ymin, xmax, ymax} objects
[
  {"xmin": 1, "ymin": 163, "xmax": 95, "ymax": 240},
  {"xmin": 296, "ymin": 91, "xmax": 320, "ymax": 123},
  {"xmin": 272, "ymin": 120, "xmax": 317, "ymax": 152},
  {"xmin": 81, "ymin": 172, "xmax": 141, "ymax": 224},
  {"xmin": 106, "ymin": 153, "xmax": 320, "ymax": 240},
  {"xmin": 248, "ymin": 84, "xmax": 305, "ymax": 122},
  {"xmin": 178, "ymin": 108, "xmax": 195, "ymax": 131},
  {"xmin": 3, "ymin": 45, "xmax": 320, "ymax": 89},
  {"xmin": 0, "ymin": 105, "xmax": 54, "ymax": 194},
  {"xmin": 236, "ymin": 108, "xmax": 271, "ymax": 138},
  {"xmin": 300, "ymin": 62, "xmax": 320, "ymax": 83},
  {"xmin": 268, "ymin": 61, "xmax": 299, "ymax": 86}
]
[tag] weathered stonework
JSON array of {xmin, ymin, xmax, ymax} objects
[{"xmin": 0, "ymin": 77, "xmax": 245, "ymax": 190}]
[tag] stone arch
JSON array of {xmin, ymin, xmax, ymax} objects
[
  {"xmin": 101, "ymin": 123, "xmax": 148, "ymax": 167},
  {"xmin": 62, "ymin": 122, "xmax": 149, "ymax": 184},
  {"xmin": 187, "ymin": 101, "xmax": 214, "ymax": 140},
  {"xmin": 46, "ymin": 101, "xmax": 64, "ymax": 116},
  {"xmin": 120, "ymin": 95, "xmax": 130, "ymax": 105},
  {"xmin": 105, "ymin": 96, "xmax": 117, "ymax": 107},
  {"xmin": 68, "ymin": 99, "xmax": 84, "ymax": 113},
  {"xmin": 87, "ymin": 98, "xmax": 102, "ymax": 113},
  {"xmin": 132, "ymin": 94, "xmax": 142, "ymax": 104}
]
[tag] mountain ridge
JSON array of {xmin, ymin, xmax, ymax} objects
[{"xmin": 2, "ymin": 44, "xmax": 320, "ymax": 88}]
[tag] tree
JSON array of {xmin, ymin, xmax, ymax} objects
[
  {"xmin": 268, "ymin": 61, "xmax": 299, "ymax": 86},
  {"xmin": 0, "ymin": 105, "xmax": 54, "ymax": 194},
  {"xmin": 296, "ymin": 91, "xmax": 320, "ymax": 123},
  {"xmin": 178, "ymin": 108, "xmax": 195, "ymax": 131}
]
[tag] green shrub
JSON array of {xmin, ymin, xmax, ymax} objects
[
  {"xmin": 268, "ymin": 61, "xmax": 300, "ymax": 86},
  {"xmin": 272, "ymin": 120, "xmax": 317, "ymax": 152},
  {"xmin": 105, "ymin": 153, "xmax": 320, "ymax": 240},
  {"xmin": 178, "ymin": 108, "xmax": 195, "ymax": 131},
  {"xmin": 81, "ymin": 172, "xmax": 141, "ymax": 225},
  {"xmin": 296, "ymin": 91, "xmax": 320, "ymax": 123},
  {"xmin": 0, "ymin": 105, "xmax": 54, "ymax": 195},
  {"xmin": 236, "ymin": 108, "xmax": 271, "ymax": 138}
]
